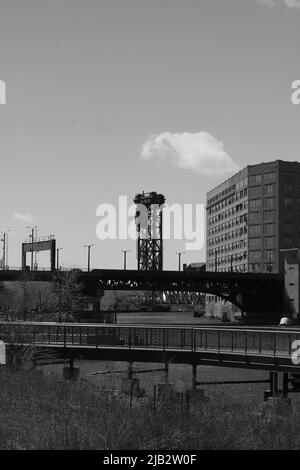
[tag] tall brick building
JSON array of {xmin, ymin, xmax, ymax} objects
[{"xmin": 206, "ymin": 160, "xmax": 300, "ymax": 319}]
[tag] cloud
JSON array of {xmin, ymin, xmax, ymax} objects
[
  {"xmin": 141, "ymin": 131, "xmax": 238, "ymax": 177},
  {"xmin": 257, "ymin": 0, "xmax": 300, "ymax": 8},
  {"xmin": 12, "ymin": 212, "xmax": 34, "ymax": 224}
]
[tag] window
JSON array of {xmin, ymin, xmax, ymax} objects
[
  {"xmin": 264, "ymin": 210, "xmax": 275, "ymax": 222},
  {"xmin": 249, "ymin": 186, "xmax": 262, "ymax": 198},
  {"xmin": 265, "ymin": 250, "xmax": 275, "ymax": 262},
  {"xmin": 264, "ymin": 223, "xmax": 275, "ymax": 236},
  {"xmin": 284, "ymin": 197, "xmax": 292, "ymax": 208},
  {"xmin": 249, "ymin": 225, "xmax": 261, "ymax": 236},
  {"xmin": 249, "ymin": 199, "xmax": 261, "ymax": 210},
  {"xmin": 266, "ymin": 237, "xmax": 275, "ymax": 248},
  {"xmin": 264, "ymin": 198, "xmax": 275, "ymax": 209},
  {"xmin": 285, "ymin": 211, "xmax": 292, "ymax": 221},
  {"xmin": 249, "ymin": 212, "xmax": 261, "ymax": 224},
  {"xmin": 249, "ymin": 174, "xmax": 262, "ymax": 185},
  {"xmin": 249, "ymin": 238, "xmax": 261, "ymax": 249},
  {"xmin": 249, "ymin": 251, "xmax": 262, "ymax": 262},
  {"xmin": 283, "ymin": 237, "xmax": 293, "ymax": 248},
  {"xmin": 284, "ymin": 223, "xmax": 292, "ymax": 234},
  {"xmin": 264, "ymin": 172, "xmax": 276, "ymax": 183},
  {"xmin": 284, "ymin": 183, "xmax": 292, "ymax": 195},
  {"xmin": 264, "ymin": 184, "xmax": 275, "ymax": 196}
]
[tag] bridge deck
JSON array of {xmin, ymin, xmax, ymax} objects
[{"xmin": 1, "ymin": 322, "xmax": 300, "ymax": 373}]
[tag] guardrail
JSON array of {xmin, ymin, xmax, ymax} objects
[{"xmin": 0, "ymin": 322, "xmax": 299, "ymax": 358}]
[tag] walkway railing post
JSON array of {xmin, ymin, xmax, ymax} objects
[
  {"xmin": 192, "ymin": 363, "xmax": 197, "ymax": 390},
  {"xmin": 259, "ymin": 333, "xmax": 262, "ymax": 354},
  {"xmin": 283, "ymin": 372, "xmax": 289, "ymax": 398},
  {"xmin": 164, "ymin": 361, "xmax": 169, "ymax": 384},
  {"xmin": 128, "ymin": 329, "xmax": 132, "ymax": 350},
  {"xmin": 269, "ymin": 372, "xmax": 274, "ymax": 397},
  {"xmin": 128, "ymin": 361, "xmax": 133, "ymax": 379}
]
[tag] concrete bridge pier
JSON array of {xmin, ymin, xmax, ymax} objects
[
  {"xmin": 63, "ymin": 358, "xmax": 80, "ymax": 381},
  {"xmin": 121, "ymin": 361, "xmax": 144, "ymax": 397},
  {"xmin": 187, "ymin": 363, "xmax": 207, "ymax": 403},
  {"xmin": 264, "ymin": 372, "xmax": 291, "ymax": 401},
  {"xmin": 81, "ymin": 283, "xmax": 113, "ymax": 322}
]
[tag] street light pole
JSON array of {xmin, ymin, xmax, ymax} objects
[
  {"xmin": 1, "ymin": 232, "xmax": 5, "ymax": 270},
  {"xmin": 56, "ymin": 248, "xmax": 62, "ymax": 270},
  {"xmin": 121, "ymin": 249, "xmax": 131, "ymax": 270},
  {"xmin": 27, "ymin": 226, "xmax": 37, "ymax": 271},
  {"xmin": 176, "ymin": 251, "xmax": 185, "ymax": 271},
  {"xmin": 1, "ymin": 230, "xmax": 11, "ymax": 270},
  {"xmin": 84, "ymin": 244, "xmax": 94, "ymax": 272}
]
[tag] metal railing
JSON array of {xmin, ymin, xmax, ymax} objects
[
  {"xmin": 0, "ymin": 266, "xmax": 88, "ymax": 272},
  {"xmin": 0, "ymin": 322, "xmax": 299, "ymax": 358},
  {"xmin": 25, "ymin": 235, "xmax": 55, "ymax": 244}
]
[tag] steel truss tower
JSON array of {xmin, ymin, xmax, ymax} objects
[{"xmin": 134, "ymin": 191, "xmax": 165, "ymax": 271}]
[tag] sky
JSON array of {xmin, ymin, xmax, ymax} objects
[{"xmin": 0, "ymin": 0, "xmax": 300, "ymax": 270}]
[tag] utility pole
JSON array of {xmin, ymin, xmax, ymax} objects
[
  {"xmin": 34, "ymin": 227, "xmax": 38, "ymax": 270},
  {"xmin": 176, "ymin": 251, "xmax": 185, "ymax": 271},
  {"xmin": 27, "ymin": 226, "xmax": 37, "ymax": 271},
  {"xmin": 84, "ymin": 244, "xmax": 94, "ymax": 272},
  {"xmin": 121, "ymin": 249, "xmax": 131, "ymax": 270},
  {"xmin": 1, "ymin": 230, "xmax": 10, "ymax": 270},
  {"xmin": 56, "ymin": 248, "xmax": 62, "ymax": 270},
  {"xmin": 1, "ymin": 232, "xmax": 5, "ymax": 270}
]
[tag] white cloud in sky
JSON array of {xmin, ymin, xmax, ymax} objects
[
  {"xmin": 257, "ymin": 0, "xmax": 300, "ymax": 8},
  {"xmin": 141, "ymin": 131, "xmax": 238, "ymax": 177},
  {"xmin": 12, "ymin": 212, "xmax": 34, "ymax": 224}
]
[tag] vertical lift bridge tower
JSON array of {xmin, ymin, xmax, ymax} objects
[{"xmin": 134, "ymin": 191, "xmax": 165, "ymax": 271}]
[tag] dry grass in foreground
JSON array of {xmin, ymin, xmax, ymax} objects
[{"xmin": 0, "ymin": 367, "xmax": 299, "ymax": 450}]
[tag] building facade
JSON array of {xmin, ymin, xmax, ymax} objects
[{"xmin": 206, "ymin": 160, "xmax": 300, "ymax": 319}]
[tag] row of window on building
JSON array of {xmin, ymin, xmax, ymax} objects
[
  {"xmin": 207, "ymin": 189, "xmax": 247, "ymax": 213},
  {"xmin": 249, "ymin": 172, "xmax": 276, "ymax": 185},
  {"xmin": 208, "ymin": 202, "xmax": 248, "ymax": 225},
  {"xmin": 206, "ymin": 261, "xmax": 275, "ymax": 273},
  {"xmin": 208, "ymin": 215, "xmax": 248, "ymax": 236},
  {"xmin": 207, "ymin": 239, "xmax": 248, "ymax": 257},
  {"xmin": 250, "ymin": 196, "xmax": 300, "ymax": 210},
  {"xmin": 208, "ymin": 227, "xmax": 248, "ymax": 247}
]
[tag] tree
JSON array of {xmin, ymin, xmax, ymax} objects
[{"xmin": 53, "ymin": 270, "xmax": 86, "ymax": 321}]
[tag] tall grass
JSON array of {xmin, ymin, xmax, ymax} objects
[{"xmin": 0, "ymin": 367, "xmax": 300, "ymax": 450}]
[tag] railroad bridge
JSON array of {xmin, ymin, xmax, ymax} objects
[{"xmin": 0, "ymin": 268, "xmax": 284, "ymax": 320}]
